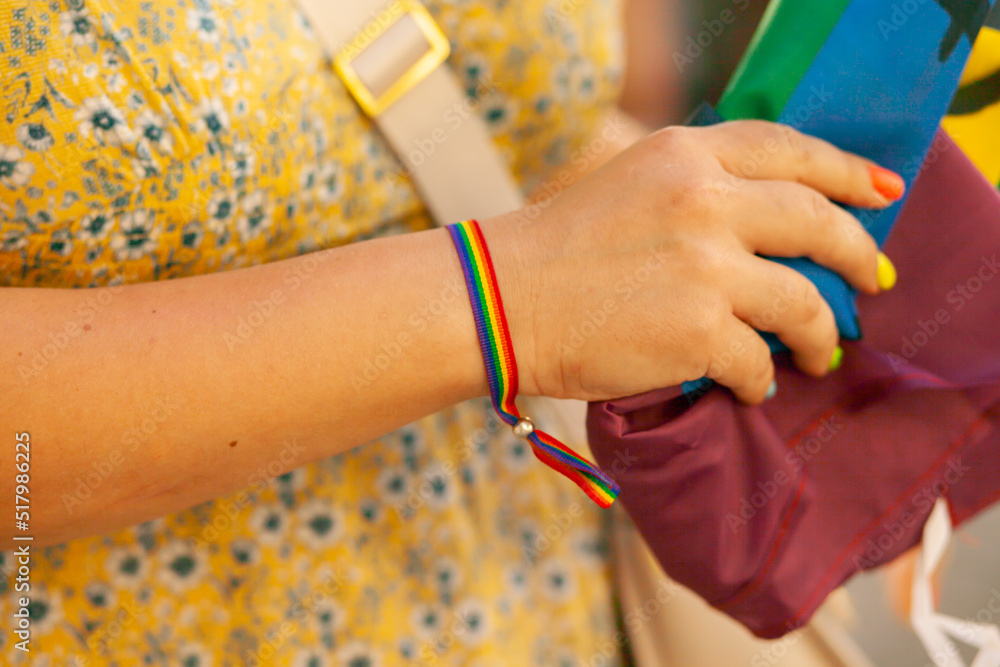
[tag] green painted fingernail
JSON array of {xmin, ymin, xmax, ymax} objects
[
  {"xmin": 765, "ymin": 380, "xmax": 778, "ymax": 400},
  {"xmin": 829, "ymin": 346, "xmax": 844, "ymax": 372}
]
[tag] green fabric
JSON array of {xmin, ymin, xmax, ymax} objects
[{"xmin": 716, "ymin": 0, "xmax": 851, "ymax": 121}]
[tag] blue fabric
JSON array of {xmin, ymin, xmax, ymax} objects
[{"xmin": 776, "ymin": 0, "xmax": 988, "ymax": 339}]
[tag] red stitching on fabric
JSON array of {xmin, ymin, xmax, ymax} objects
[
  {"xmin": 717, "ymin": 408, "xmax": 835, "ymax": 610},
  {"xmin": 784, "ymin": 398, "xmax": 1000, "ymax": 631},
  {"xmin": 717, "ymin": 375, "xmax": 997, "ymax": 628}
]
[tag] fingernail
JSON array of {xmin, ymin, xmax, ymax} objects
[
  {"xmin": 765, "ymin": 380, "xmax": 778, "ymax": 400},
  {"xmin": 829, "ymin": 345, "xmax": 844, "ymax": 372},
  {"xmin": 869, "ymin": 165, "xmax": 905, "ymax": 202},
  {"xmin": 877, "ymin": 252, "xmax": 897, "ymax": 291}
]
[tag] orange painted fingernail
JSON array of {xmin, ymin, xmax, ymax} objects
[{"xmin": 869, "ymin": 165, "xmax": 905, "ymax": 201}]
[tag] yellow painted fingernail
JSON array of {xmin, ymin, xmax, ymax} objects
[
  {"xmin": 829, "ymin": 345, "xmax": 844, "ymax": 372},
  {"xmin": 877, "ymin": 252, "xmax": 897, "ymax": 291}
]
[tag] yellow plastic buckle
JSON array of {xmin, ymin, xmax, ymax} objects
[{"xmin": 334, "ymin": 0, "xmax": 451, "ymax": 117}]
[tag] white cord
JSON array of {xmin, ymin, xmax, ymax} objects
[{"xmin": 911, "ymin": 498, "xmax": 1000, "ymax": 667}]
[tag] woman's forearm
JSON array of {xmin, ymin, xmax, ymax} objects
[
  {"xmin": 1, "ymin": 109, "xmax": 646, "ymax": 550},
  {"xmin": 1, "ymin": 224, "xmax": 492, "ymax": 547}
]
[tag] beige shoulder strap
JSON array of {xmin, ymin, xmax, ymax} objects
[{"xmin": 294, "ymin": 0, "xmax": 524, "ymax": 224}]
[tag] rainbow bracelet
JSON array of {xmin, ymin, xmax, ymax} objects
[{"xmin": 446, "ymin": 219, "xmax": 620, "ymax": 508}]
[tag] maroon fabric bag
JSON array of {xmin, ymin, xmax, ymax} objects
[{"xmin": 587, "ymin": 130, "xmax": 1000, "ymax": 639}]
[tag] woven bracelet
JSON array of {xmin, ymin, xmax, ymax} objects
[{"xmin": 446, "ymin": 219, "xmax": 620, "ymax": 508}]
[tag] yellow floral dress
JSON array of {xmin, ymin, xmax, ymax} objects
[{"xmin": 0, "ymin": 0, "xmax": 625, "ymax": 664}]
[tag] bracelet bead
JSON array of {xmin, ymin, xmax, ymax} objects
[{"xmin": 512, "ymin": 417, "xmax": 535, "ymax": 439}]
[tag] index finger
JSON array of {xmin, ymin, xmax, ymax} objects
[{"xmin": 698, "ymin": 120, "xmax": 906, "ymax": 210}]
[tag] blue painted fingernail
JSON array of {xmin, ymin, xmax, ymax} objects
[{"xmin": 765, "ymin": 380, "xmax": 778, "ymax": 400}]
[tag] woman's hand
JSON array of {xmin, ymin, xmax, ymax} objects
[{"xmin": 484, "ymin": 121, "xmax": 904, "ymax": 404}]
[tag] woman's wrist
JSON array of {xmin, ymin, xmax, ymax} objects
[
  {"xmin": 463, "ymin": 113, "xmax": 646, "ymax": 402},
  {"xmin": 475, "ymin": 211, "xmax": 548, "ymax": 398}
]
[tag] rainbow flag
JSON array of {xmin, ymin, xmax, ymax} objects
[
  {"xmin": 715, "ymin": 0, "xmax": 996, "ymax": 341},
  {"xmin": 682, "ymin": 0, "xmax": 997, "ymax": 399}
]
